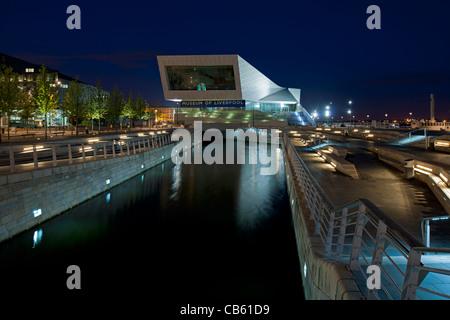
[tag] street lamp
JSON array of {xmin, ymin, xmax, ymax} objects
[
  {"xmin": 325, "ymin": 105, "xmax": 330, "ymax": 125},
  {"xmin": 312, "ymin": 111, "xmax": 318, "ymax": 126}
]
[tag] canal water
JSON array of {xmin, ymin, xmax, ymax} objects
[{"xmin": 0, "ymin": 143, "xmax": 304, "ymax": 316}]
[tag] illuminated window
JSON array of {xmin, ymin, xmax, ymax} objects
[
  {"xmin": 166, "ymin": 66, "xmax": 236, "ymax": 91},
  {"xmin": 25, "ymin": 68, "xmax": 34, "ymax": 73}
]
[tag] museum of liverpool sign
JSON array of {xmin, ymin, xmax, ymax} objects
[{"xmin": 180, "ymin": 100, "xmax": 246, "ymax": 108}]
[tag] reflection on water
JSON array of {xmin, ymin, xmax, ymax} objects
[
  {"xmin": 0, "ymin": 142, "xmax": 304, "ymax": 313},
  {"xmin": 237, "ymin": 145, "xmax": 284, "ymax": 230},
  {"xmin": 171, "ymin": 163, "xmax": 182, "ymax": 200}
]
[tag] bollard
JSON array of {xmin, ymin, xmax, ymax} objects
[
  {"xmin": 52, "ymin": 145, "xmax": 57, "ymax": 167},
  {"xmin": 81, "ymin": 144, "xmax": 86, "ymax": 162},
  {"xmin": 9, "ymin": 146, "xmax": 15, "ymax": 173},
  {"xmin": 404, "ymin": 159, "xmax": 414, "ymax": 179},
  {"xmin": 33, "ymin": 145, "xmax": 38, "ymax": 169},
  {"xmin": 68, "ymin": 144, "xmax": 73, "ymax": 164},
  {"xmin": 93, "ymin": 143, "xmax": 97, "ymax": 160}
]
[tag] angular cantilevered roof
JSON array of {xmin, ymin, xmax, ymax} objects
[
  {"xmin": 258, "ymin": 88, "xmax": 299, "ymax": 103},
  {"xmin": 237, "ymin": 56, "xmax": 300, "ymax": 104}
]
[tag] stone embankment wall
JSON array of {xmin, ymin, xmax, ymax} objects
[
  {"xmin": 283, "ymin": 145, "xmax": 363, "ymax": 300},
  {"xmin": 0, "ymin": 144, "xmax": 174, "ymax": 243}
]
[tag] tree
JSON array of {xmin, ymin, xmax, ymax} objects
[
  {"xmin": 0, "ymin": 64, "xmax": 21, "ymax": 142},
  {"xmin": 106, "ymin": 85, "xmax": 124, "ymax": 131},
  {"xmin": 153, "ymin": 100, "xmax": 162, "ymax": 126},
  {"xmin": 133, "ymin": 94, "xmax": 147, "ymax": 125},
  {"xmin": 64, "ymin": 76, "xmax": 86, "ymax": 136},
  {"xmin": 122, "ymin": 91, "xmax": 134, "ymax": 130},
  {"xmin": 146, "ymin": 105, "xmax": 156, "ymax": 128},
  {"xmin": 18, "ymin": 89, "xmax": 37, "ymax": 134},
  {"xmin": 34, "ymin": 64, "xmax": 59, "ymax": 139},
  {"xmin": 87, "ymin": 78, "xmax": 108, "ymax": 133}
]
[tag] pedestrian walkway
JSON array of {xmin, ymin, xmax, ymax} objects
[
  {"xmin": 289, "ymin": 135, "xmax": 450, "ymax": 300},
  {"xmin": 0, "ymin": 126, "xmax": 175, "ymax": 145},
  {"xmin": 291, "ymin": 138, "xmax": 447, "ymax": 242}
]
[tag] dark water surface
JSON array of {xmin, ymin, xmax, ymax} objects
[{"xmin": 0, "ymin": 144, "xmax": 304, "ymax": 316}]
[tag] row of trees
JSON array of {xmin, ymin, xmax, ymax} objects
[{"xmin": 0, "ymin": 63, "xmax": 161, "ymax": 142}]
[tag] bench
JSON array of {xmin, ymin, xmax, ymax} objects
[
  {"xmin": 21, "ymin": 133, "xmax": 36, "ymax": 138},
  {"xmin": 53, "ymin": 132, "xmax": 65, "ymax": 136}
]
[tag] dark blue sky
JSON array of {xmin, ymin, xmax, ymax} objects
[{"xmin": 1, "ymin": 0, "xmax": 450, "ymax": 120}]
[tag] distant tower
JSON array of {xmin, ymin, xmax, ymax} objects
[{"xmin": 430, "ymin": 93, "xmax": 436, "ymax": 122}]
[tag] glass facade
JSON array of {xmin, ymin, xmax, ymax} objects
[
  {"xmin": 166, "ymin": 66, "xmax": 236, "ymax": 91},
  {"xmin": 246, "ymin": 102, "xmax": 297, "ymax": 113}
]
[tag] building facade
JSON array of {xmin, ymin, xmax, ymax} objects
[
  {"xmin": 0, "ymin": 53, "xmax": 103, "ymax": 128},
  {"xmin": 157, "ymin": 55, "xmax": 314, "ymax": 126}
]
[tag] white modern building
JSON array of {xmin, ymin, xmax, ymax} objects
[{"xmin": 157, "ymin": 54, "xmax": 314, "ymax": 126}]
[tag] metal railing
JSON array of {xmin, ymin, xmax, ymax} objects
[
  {"xmin": 283, "ymin": 133, "xmax": 450, "ymax": 300},
  {"xmin": 393, "ymin": 128, "xmax": 427, "ymax": 144},
  {"xmin": 1, "ymin": 134, "xmax": 173, "ymax": 174}
]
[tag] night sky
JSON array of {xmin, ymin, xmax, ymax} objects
[{"xmin": 1, "ymin": 0, "xmax": 450, "ymax": 120}]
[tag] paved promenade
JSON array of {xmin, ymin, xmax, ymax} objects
[{"xmin": 291, "ymin": 137, "xmax": 449, "ymax": 245}]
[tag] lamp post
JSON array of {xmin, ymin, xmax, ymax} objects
[
  {"xmin": 313, "ymin": 111, "xmax": 318, "ymax": 126},
  {"xmin": 325, "ymin": 105, "xmax": 330, "ymax": 125},
  {"xmin": 348, "ymin": 100, "xmax": 352, "ymax": 126},
  {"xmin": 54, "ymin": 80, "xmax": 61, "ymax": 132}
]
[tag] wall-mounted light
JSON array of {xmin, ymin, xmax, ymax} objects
[{"xmin": 33, "ymin": 209, "xmax": 42, "ymax": 218}]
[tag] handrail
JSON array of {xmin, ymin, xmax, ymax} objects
[
  {"xmin": 0, "ymin": 133, "xmax": 173, "ymax": 174},
  {"xmin": 394, "ymin": 128, "xmax": 427, "ymax": 142},
  {"xmin": 413, "ymin": 247, "xmax": 450, "ymax": 254},
  {"xmin": 282, "ymin": 133, "xmax": 450, "ymax": 300},
  {"xmin": 358, "ymin": 198, "xmax": 426, "ymax": 249},
  {"xmin": 283, "ymin": 134, "xmax": 334, "ymax": 210}
]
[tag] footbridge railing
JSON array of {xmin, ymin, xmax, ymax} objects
[{"xmin": 283, "ymin": 133, "xmax": 450, "ymax": 300}]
